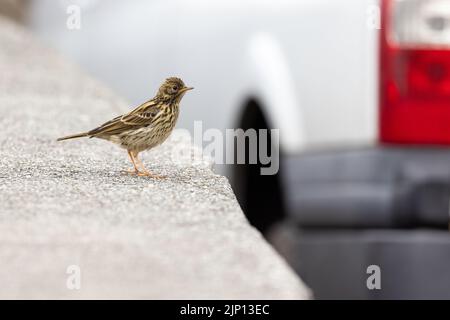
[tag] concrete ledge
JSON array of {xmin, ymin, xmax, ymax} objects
[{"xmin": 0, "ymin": 18, "xmax": 310, "ymax": 299}]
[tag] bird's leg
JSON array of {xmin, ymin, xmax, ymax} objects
[
  {"xmin": 133, "ymin": 152, "xmax": 147, "ymax": 172},
  {"xmin": 133, "ymin": 152, "xmax": 166, "ymax": 179},
  {"xmin": 124, "ymin": 150, "xmax": 140, "ymax": 175}
]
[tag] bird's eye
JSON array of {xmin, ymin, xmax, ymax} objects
[{"xmin": 172, "ymin": 86, "xmax": 178, "ymax": 91}]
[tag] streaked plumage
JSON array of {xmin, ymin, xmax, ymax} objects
[{"xmin": 57, "ymin": 77, "xmax": 193, "ymax": 178}]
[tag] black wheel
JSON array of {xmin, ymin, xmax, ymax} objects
[{"xmin": 231, "ymin": 99, "xmax": 286, "ymax": 235}]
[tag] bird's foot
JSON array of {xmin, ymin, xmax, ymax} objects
[
  {"xmin": 122, "ymin": 167, "xmax": 166, "ymax": 179},
  {"xmin": 122, "ymin": 168, "xmax": 140, "ymax": 176},
  {"xmin": 138, "ymin": 170, "xmax": 166, "ymax": 179}
]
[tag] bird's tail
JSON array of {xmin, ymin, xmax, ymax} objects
[{"xmin": 57, "ymin": 132, "xmax": 89, "ymax": 141}]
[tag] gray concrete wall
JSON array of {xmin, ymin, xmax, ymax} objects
[{"xmin": 0, "ymin": 18, "xmax": 310, "ymax": 299}]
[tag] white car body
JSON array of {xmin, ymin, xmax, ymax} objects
[{"xmin": 28, "ymin": 0, "xmax": 380, "ymax": 156}]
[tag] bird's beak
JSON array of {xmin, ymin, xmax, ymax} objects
[{"xmin": 180, "ymin": 86, "xmax": 194, "ymax": 93}]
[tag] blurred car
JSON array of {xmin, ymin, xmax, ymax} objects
[{"xmin": 28, "ymin": 0, "xmax": 450, "ymax": 298}]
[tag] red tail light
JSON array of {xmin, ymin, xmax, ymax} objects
[{"xmin": 380, "ymin": 0, "xmax": 450, "ymax": 144}]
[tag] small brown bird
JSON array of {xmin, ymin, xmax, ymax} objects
[{"xmin": 57, "ymin": 77, "xmax": 193, "ymax": 178}]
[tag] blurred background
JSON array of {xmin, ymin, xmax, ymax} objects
[{"xmin": 2, "ymin": 0, "xmax": 450, "ymax": 299}]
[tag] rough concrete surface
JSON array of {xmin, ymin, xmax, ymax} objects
[{"xmin": 0, "ymin": 18, "xmax": 310, "ymax": 299}]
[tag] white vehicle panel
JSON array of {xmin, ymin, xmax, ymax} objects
[{"xmin": 28, "ymin": 0, "xmax": 381, "ymax": 153}]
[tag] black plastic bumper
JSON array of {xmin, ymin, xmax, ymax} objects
[
  {"xmin": 276, "ymin": 147, "xmax": 450, "ymax": 298},
  {"xmin": 282, "ymin": 147, "xmax": 450, "ymax": 228}
]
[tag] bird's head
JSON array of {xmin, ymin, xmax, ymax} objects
[{"xmin": 157, "ymin": 77, "xmax": 193, "ymax": 101}]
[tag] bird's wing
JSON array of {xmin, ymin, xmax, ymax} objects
[
  {"xmin": 121, "ymin": 99, "xmax": 162, "ymax": 126},
  {"xmin": 88, "ymin": 99, "xmax": 162, "ymax": 137}
]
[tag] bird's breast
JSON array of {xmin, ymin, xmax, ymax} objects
[{"xmin": 116, "ymin": 107, "xmax": 180, "ymax": 152}]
